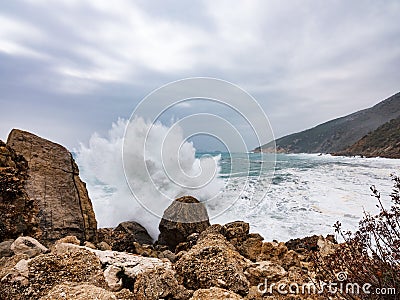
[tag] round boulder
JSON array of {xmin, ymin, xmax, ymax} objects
[{"xmin": 158, "ymin": 196, "xmax": 210, "ymax": 251}]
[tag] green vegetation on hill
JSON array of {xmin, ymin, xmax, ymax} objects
[{"xmin": 334, "ymin": 116, "xmax": 400, "ymax": 158}]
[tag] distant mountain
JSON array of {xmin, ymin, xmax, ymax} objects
[
  {"xmin": 333, "ymin": 117, "xmax": 400, "ymax": 159},
  {"xmin": 254, "ymin": 92, "xmax": 400, "ymax": 153}
]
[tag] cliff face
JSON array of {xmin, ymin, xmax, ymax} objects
[
  {"xmin": 333, "ymin": 117, "xmax": 400, "ymax": 159},
  {"xmin": 0, "ymin": 140, "xmax": 40, "ymax": 241},
  {"xmin": 255, "ymin": 92, "xmax": 400, "ymax": 153},
  {"xmin": 5, "ymin": 129, "xmax": 97, "ymax": 244}
]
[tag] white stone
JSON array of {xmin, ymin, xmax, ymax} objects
[
  {"xmin": 104, "ymin": 265, "xmax": 123, "ymax": 292},
  {"xmin": 11, "ymin": 236, "xmax": 49, "ymax": 258}
]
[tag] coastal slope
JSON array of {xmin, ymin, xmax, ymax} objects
[
  {"xmin": 333, "ymin": 116, "xmax": 400, "ymax": 159},
  {"xmin": 255, "ymin": 92, "xmax": 400, "ymax": 153}
]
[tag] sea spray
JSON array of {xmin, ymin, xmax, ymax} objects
[
  {"xmin": 76, "ymin": 120, "xmax": 400, "ymax": 242},
  {"xmin": 76, "ymin": 118, "xmax": 224, "ymax": 239}
]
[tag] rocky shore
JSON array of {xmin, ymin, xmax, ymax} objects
[{"xmin": 1, "ymin": 129, "xmax": 338, "ymax": 300}]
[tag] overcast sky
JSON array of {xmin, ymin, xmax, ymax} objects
[{"xmin": 1, "ymin": 0, "xmax": 399, "ymax": 150}]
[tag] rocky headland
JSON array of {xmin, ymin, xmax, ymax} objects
[
  {"xmin": 333, "ymin": 116, "xmax": 400, "ymax": 159},
  {"xmin": 254, "ymin": 92, "xmax": 400, "ymax": 155},
  {"xmin": 1, "ymin": 129, "xmax": 339, "ymax": 299}
]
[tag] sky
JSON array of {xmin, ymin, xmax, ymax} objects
[{"xmin": 1, "ymin": 0, "xmax": 399, "ymax": 151}]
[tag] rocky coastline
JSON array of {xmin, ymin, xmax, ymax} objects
[{"xmin": 1, "ymin": 129, "xmax": 338, "ymax": 299}]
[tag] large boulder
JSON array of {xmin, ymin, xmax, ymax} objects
[
  {"xmin": 0, "ymin": 246, "xmax": 106, "ymax": 299},
  {"xmin": 53, "ymin": 243, "xmax": 191, "ymax": 300},
  {"xmin": 175, "ymin": 228, "xmax": 250, "ymax": 295},
  {"xmin": 158, "ymin": 196, "xmax": 210, "ymax": 251},
  {"xmin": 6, "ymin": 129, "xmax": 97, "ymax": 244},
  {"xmin": 0, "ymin": 140, "xmax": 40, "ymax": 241},
  {"xmin": 10, "ymin": 236, "xmax": 49, "ymax": 258}
]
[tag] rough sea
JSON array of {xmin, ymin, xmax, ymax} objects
[
  {"xmin": 76, "ymin": 119, "xmax": 400, "ymax": 241},
  {"xmin": 211, "ymin": 152, "xmax": 399, "ymax": 241}
]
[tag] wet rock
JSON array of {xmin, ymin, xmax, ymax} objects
[
  {"xmin": 158, "ymin": 196, "xmax": 210, "ymax": 251},
  {"xmin": 175, "ymin": 230, "xmax": 250, "ymax": 295},
  {"xmin": 0, "ymin": 239, "xmax": 14, "ymax": 257},
  {"xmin": 11, "ymin": 236, "xmax": 49, "ymax": 258},
  {"xmin": 190, "ymin": 287, "xmax": 243, "ymax": 299},
  {"xmin": 7, "ymin": 129, "xmax": 97, "ymax": 244}
]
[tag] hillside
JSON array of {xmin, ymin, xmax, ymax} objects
[
  {"xmin": 254, "ymin": 92, "xmax": 400, "ymax": 153},
  {"xmin": 333, "ymin": 117, "xmax": 400, "ymax": 159}
]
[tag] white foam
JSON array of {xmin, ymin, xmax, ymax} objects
[
  {"xmin": 76, "ymin": 118, "xmax": 224, "ymax": 239},
  {"xmin": 76, "ymin": 120, "xmax": 400, "ymax": 242},
  {"xmin": 213, "ymin": 154, "xmax": 400, "ymax": 241}
]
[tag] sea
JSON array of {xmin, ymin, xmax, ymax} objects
[
  {"xmin": 75, "ymin": 119, "xmax": 400, "ymax": 242},
  {"xmin": 210, "ymin": 152, "xmax": 399, "ymax": 241}
]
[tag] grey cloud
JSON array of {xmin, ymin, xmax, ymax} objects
[{"xmin": 0, "ymin": 0, "xmax": 399, "ymax": 150}]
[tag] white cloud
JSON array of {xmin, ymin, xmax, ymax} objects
[{"xmin": 0, "ymin": 14, "xmax": 48, "ymax": 59}]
